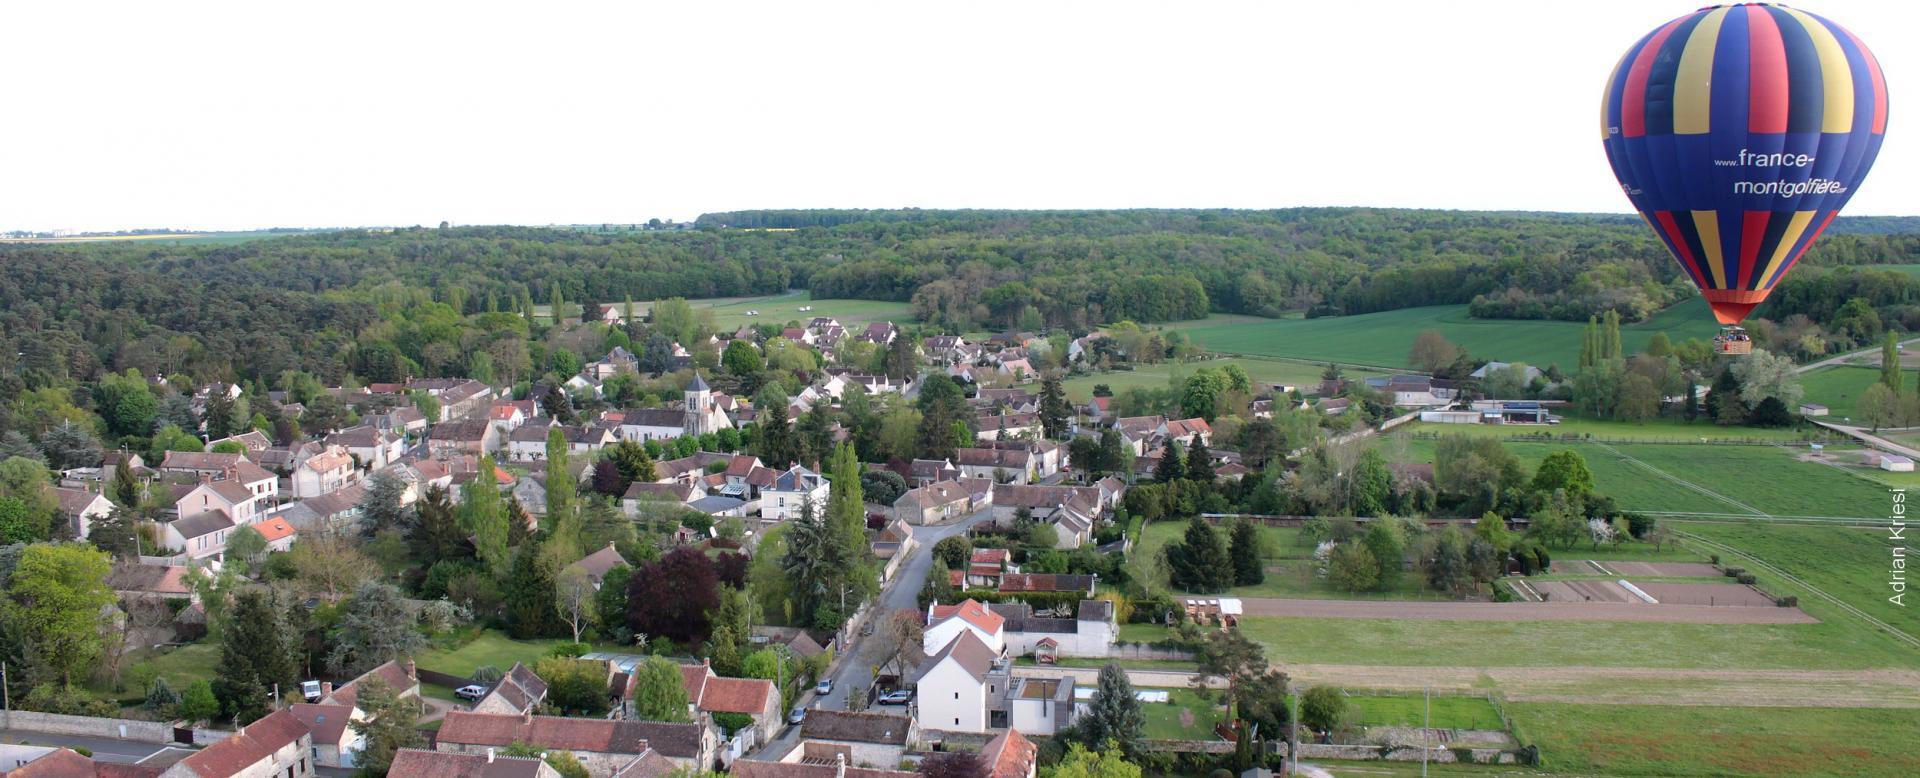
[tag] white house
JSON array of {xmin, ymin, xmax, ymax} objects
[
  {"xmin": 617, "ymin": 408, "xmax": 686, "ymax": 442},
  {"xmin": 289, "ymin": 703, "xmax": 366, "ymax": 769},
  {"xmin": 758, "ymin": 465, "xmax": 828, "ymax": 521},
  {"xmin": 1007, "ymin": 677, "xmax": 1076, "ymax": 736},
  {"xmin": 923, "ymin": 599, "xmax": 1006, "ymax": 656},
  {"xmin": 159, "ymin": 708, "xmax": 313, "ymax": 778},
  {"xmin": 326, "ymin": 425, "xmax": 404, "ymax": 470},
  {"xmin": 912, "ymin": 629, "xmax": 1005, "ymax": 734},
  {"xmin": 292, "ymin": 447, "xmax": 358, "ymax": 500},
  {"xmin": 161, "ymin": 510, "xmax": 235, "ymax": 561},
  {"xmin": 53, "ymin": 487, "xmax": 113, "ymax": 539},
  {"xmin": 508, "ymin": 423, "xmax": 557, "ymax": 462},
  {"xmin": 952, "ymin": 447, "xmax": 1035, "ymax": 484}
]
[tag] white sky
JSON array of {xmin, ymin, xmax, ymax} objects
[{"xmin": 2, "ymin": 0, "xmax": 1911, "ymax": 232}]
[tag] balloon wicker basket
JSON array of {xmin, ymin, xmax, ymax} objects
[{"xmin": 1714, "ymin": 328, "xmax": 1752, "ymax": 356}]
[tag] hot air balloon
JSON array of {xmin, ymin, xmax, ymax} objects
[{"xmin": 1602, "ymin": 3, "xmax": 1887, "ymax": 355}]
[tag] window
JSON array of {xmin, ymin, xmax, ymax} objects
[
  {"xmin": 955, "ymin": 718, "xmax": 960, "ymax": 726},
  {"xmin": 953, "ymin": 692, "xmax": 959, "ymax": 699}
]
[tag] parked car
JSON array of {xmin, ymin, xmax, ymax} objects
[
  {"xmin": 877, "ymin": 690, "xmax": 914, "ymax": 705},
  {"xmin": 746, "ymin": 310, "xmax": 759, "ymax": 316},
  {"xmin": 815, "ymin": 678, "xmax": 834, "ymax": 695},
  {"xmin": 787, "ymin": 707, "xmax": 808, "ymax": 725},
  {"xmin": 300, "ymin": 680, "xmax": 322, "ymax": 702},
  {"xmin": 455, "ymin": 684, "xmax": 489, "ymax": 701}
]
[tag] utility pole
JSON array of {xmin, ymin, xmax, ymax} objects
[
  {"xmin": 1422, "ymin": 684, "xmax": 1431, "ymax": 778},
  {"xmin": 1289, "ymin": 689, "xmax": 1299, "ymax": 776}
]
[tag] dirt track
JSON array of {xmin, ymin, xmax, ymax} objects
[
  {"xmin": 1279, "ymin": 664, "xmax": 1920, "ymax": 708},
  {"xmin": 1238, "ymin": 597, "xmax": 1816, "ymax": 624},
  {"xmin": 1604, "ymin": 561, "xmax": 1722, "ymax": 577}
]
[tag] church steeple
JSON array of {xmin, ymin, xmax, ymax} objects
[{"xmin": 685, "ymin": 372, "xmax": 714, "ymax": 436}]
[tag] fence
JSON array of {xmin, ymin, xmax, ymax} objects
[
  {"xmin": 1110, "ymin": 644, "xmax": 1195, "ymax": 662},
  {"xmin": 415, "ymin": 667, "xmax": 474, "ymax": 689},
  {"xmin": 0, "ymin": 711, "xmax": 175, "ymax": 743},
  {"xmin": 1403, "ymin": 430, "xmax": 1834, "ymax": 446},
  {"xmin": 1198, "ymin": 513, "xmax": 1530, "ymax": 530}
]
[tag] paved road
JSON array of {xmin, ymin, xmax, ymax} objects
[
  {"xmin": 0, "ymin": 727, "xmax": 176, "ymax": 764},
  {"xmin": 1795, "ymin": 336, "xmax": 1920, "ymax": 373},
  {"xmin": 750, "ymin": 508, "xmax": 994, "ymax": 760}
]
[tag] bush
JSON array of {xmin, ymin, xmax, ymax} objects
[
  {"xmin": 1736, "ymin": 573, "xmax": 1758, "ymax": 585},
  {"xmin": 1491, "ymin": 579, "xmax": 1515, "ymax": 603},
  {"xmin": 472, "ymin": 665, "xmax": 505, "ymax": 683},
  {"xmin": 1710, "ymin": 554, "xmax": 1721, "ymax": 565},
  {"xmin": 1776, "ymin": 595, "xmax": 1799, "ymax": 607},
  {"xmin": 546, "ymin": 642, "xmax": 589, "ymax": 659},
  {"xmin": 1723, "ymin": 567, "xmax": 1745, "ymax": 578}
]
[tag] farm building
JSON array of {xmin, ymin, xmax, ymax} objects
[
  {"xmin": 1799, "ymin": 403, "xmax": 1830, "ymax": 417},
  {"xmin": 1880, "ymin": 455, "xmax": 1914, "ymax": 472}
]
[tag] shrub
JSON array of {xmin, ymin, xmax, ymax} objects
[
  {"xmin": 1776, "ymin": 595, "xmax": 1799, "ymax": 607},
  {"xmin": 1736, "ymin": 573, "xmax": 1758, "ymax": 585},
  {"xmin": 1710, "ymin": 554, "xmax": 1721, "ymax": 565},
  {"xmin": 546, "ymin": 642, "xmax": 590, "ymax": 659},
  {"xmin": 471, "ymin": 665, "xmax": 505, "ymax": 683},
  {"xmin": 1723, "ymin": 566, "xmax": 1745, "ymax": 578}
]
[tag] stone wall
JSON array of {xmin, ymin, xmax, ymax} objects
[{"xmin": 1, "ymin": 711, "xmax": 173, "ymax": 743}]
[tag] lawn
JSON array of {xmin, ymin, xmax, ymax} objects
[
  {"xmin": 1061, "ymin": 357, "xmax": 1381, "ymax": 403},
  {"xmin": 1183, "ymin": 300, "xmax": 1723, "ymax": 372},
  {"xmin": 1676, "ymin": 521, "xmax": 1917, "ymax": 639},
  {"xmin": 1139, "ymin": 687, "xmax": 1228, "ymax": 740},
  {"xmin": 416, "ymin": 629, "xmax": 603, "ymax": 678},
  {"xmin": 1234, "ymin": 613, "xmax": 1918, "ymax": 671},
  {"xmin": 1508, "ymin": 702, "xmax": 1920, "ymax": 777},
  {"xmin": 1392, "ymin": 438, "xmax": 1890, "ymax": 520},
  {"xmin": 125, "ymin": 642, "xmax": 221, "ymax": 692},
  {"xmin": 1126, "ymin": 519, "xmax": 1454, "ymax": 601},
  {"xmin": 1348, "ymin": 693, "xmax": 1506, "ymax": 731},
  {"xmin": 1800, "ymin": 365, "xmax": 1917, "ymax": 420}
]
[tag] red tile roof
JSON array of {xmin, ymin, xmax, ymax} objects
[
  {"xmin": 979, "ymin": 729, "xmax": 1038, "ymax": 778},
  {"xmin": 437, "ymin": 712, "xmax": 650, "ymax": 754},
  {"xmin": 928, "ymin": 599, "xmax": 1004, "ymax": 636},
  {"xmin": 387, "ymin": 748, "xmax": 551, "ymax": 778},
  {"xmin": 253, "ymin": 517, "xmax": 297, "ymax": 543},
  {"xmin": 698, "ymin": 676, "xmax": 774, "ymax": 715},
  {"xmin": 677, "ymin": 664, "xmax": 711, "ymax": 704},
  {"xmin": 288, "ymin": 703, "xmax": 355, "ymax": 746},
  {"xmin": 172, "ymin": 708, "xmax": 309, "ymax": 778}
]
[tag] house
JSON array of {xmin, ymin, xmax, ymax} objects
[
  {"xmin": 990, "ymin": 485, "xmax": 1105, "ymax": 548},
  {"xmin": 321, "ymin": 659, "xmax": 422, "ymax": 708},
  {"xmin": 52, "ymin": 487, "xmax": 112, "ymax": 539},
  {"xmin": 291, "ymin": 482, "xmax": 366, "ymax": 533},
  {"xmin": 676, "ymin": 663, "xmax": 781, "ymax": 741},
  {"xmin": 1163, "ymin": 417, "xmax": 1212, "ymax": 447},
  {"xmin": 174, "ymin": 473, "xmax": 274, "ymax": 528},
  {"xmin": 160, "ymin": 707, "xmax": 314, "ymax": 778},
  {"xmin": 1470, "ymin": 361, "xmax": 1545, "ymax": 384},
  {"xmin": 568, "ymin": 543, "xmax": 630, "ymax": 589},
  {"xmin": 388, "ymin": 748, "xmax": 563, "ymax": 778},
  {"xmin": 995, "ymin": 359, "xmax": 1035, "ymax": 383},
  {"xmin": 858, "ymin": 322, "xmax": 898, "ymax": 346},
  {"xmin": 952, "ymin": 447, "xmax": 1035, "ymax": 484},
  {"xmin": 563, "ymin": 425, "xmax": 616, "ymax": 456},
  {"xmin": 689, "ymin": 495, "xmax": 749, "ymax": 518},
  {"xmin": 922, "ymin": 335, "xmax": 971, "ymax": 365},
  {"xmin": 893, "ymin": 481, "xmax": 974, "ymax": 525},
  {"xmin": 327, "ymin": 425, "xmax": 405, "ymax": 470},
  {"xmin": 871, "ymin": 519, "xmax": 916, "ymax": 581},
  {"xmin": 412, "ymin": 378, "xmax": 495, "ymax": 420},
  {"xmin": 975, "ymin": 413, "xmax": 1041, "ymax": 442},
  {"xmin": 1364, "ymin": 375, "xmax": 1448, "ymax": 406},
  {"xmin": 978, "ymin": 729, "xmax": 1039, "ymax": 778},
  {"xmin": 794, "ymin": 709, "xmax": 918, "ymax": 770},
  {"xmin": 289, "ymin": 703, "xmax": 366, "ymax": 769},
  {"xmin": 965, "ymin": 549, "xmax": 1010, "ymax": 589},
  {"xmin": 471, "ymin": 662, "xmax": 547, "ymax": 716},
  {"xmin": 622, "ymin": 482, "xmax": 704, "ymax": 515},
  {"xmin": 507, "ymin": 423, "xmax": 558, "ymax": 462},
  {"xmin": 292, "ymin": 447, "xmax": 358, "ymax": 499},
  {"xmin": 1181, "ymin": 597, "xmax": 1243, "ymax": 627},
  {"xmin": 1800, "ymin": 403, "xmax": 1831, "ymax": 417},
  {"xmin": 1881, "ymin": 455, "xmax": 1915, "ymax": 472},
  {"xmin": 384, "ymin": 406, "xmax": 430, "ymax": 435},
  {"xmin": 1006, "ymin": 677, "xmax": 1075, "ymax": 736},
  {"xmin": 901, "ymin": 458, "xmax": 959, "ymax": 487},
  {"xmin": 912, "ymin": 629, "xmax": 1006, "ymax": 734},
  {"xmin": 996, "ymin": 600, "xmax": 1117, "ymax": 659},
  {"xmin": 923, "ymin": 599, "xmax": 1006, "ymax": 655},
  {"xmin": 207, "ymin": 429, "xmax": 273, "ymax": 457},
  {"xmin": 997, "ymin": 573, "xmax": 1096, "ymax": 597},
  {"xmin": 254, "ymin": 516, "xmax": 298, "ymax": 552},
  {"xmin": 749, "ymin": 626, "xmax": 830, "ymax": 663},
  {"xmin": 158, "ymin": 450, "xmax": 250, "ymax": 480},
  {"xmin": 1082, "ymin": 396, "xmax": 1112, "ymax": 423},
  {"xmin": 430, "ymin": 417, "xmax": 500, "ymax": 458},
  {"xmin": 759, "ymin": 465, "xmax": 828, "ymax": 521},
  {"xmin": 730, "ymin": 760, "xmax": 915, "ymax": 778},
  {"xmin": 162, "ymin": 510, "xmax": 235, "ymax": 561},
  {"xmin": 437, "ymin": 711, "xmax": 715, "ymax": 774},
  {"xmin": 108, "ymin": 562, "xmax": 194, "ymax": 602}
]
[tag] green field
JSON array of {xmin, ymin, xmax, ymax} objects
[
  {"xmin": 1233, "ymin": 611, "xmax": 1915, "ymax": 670},
  {"xmin": 1183, "ymin": 300, "xmax": 1724, "ymax": 371},
  {"xmin": 1140, "ymin": 687, "xmax": 1228, "ymax": 740},
  {"xmin": 1677, "ymin": 521, "xmax": 1916, "ymax": 639},
  {"xmin": 416, "ymin": 629, "xmax": 608, "ymax": 677},
  {"xmin": 1349, "ymin": 693, "xmax": 1506, "ymax": 731},
  {"xmin": 1061, "ymin": 357, "xmax": 1380, "ymax": 403},
  {"xmin": 1392, "ymin": 437, "xmax": 1889, "ymax": 520},
  {"xmin": 1397, "ymin": 416, "xmax": 1827, "ymax": 444},
  {"xmin": 1509, "ymin": 702, "xmax": 1920, "ymax": 777},
  {"xmin": 1800, "ymin": 365, "xmax": 1916, "ymax": 420},
  {"xmin": 1127, "ymin": 519, "xmax": 1458, "ymax": 600}
]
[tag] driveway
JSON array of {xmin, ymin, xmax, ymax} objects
[{"xmin": 750, "ymin": 507, "xmax": 994, "ymax": 759}]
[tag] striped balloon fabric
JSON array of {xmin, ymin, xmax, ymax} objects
[{"xmin": 1601, "ymin": 3, "xmax": 1887, "ymax": 325}]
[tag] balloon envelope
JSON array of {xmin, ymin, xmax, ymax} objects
[{"xmin": 1601, "ymin": 3, "xmax": 1888, "ymax": 325}]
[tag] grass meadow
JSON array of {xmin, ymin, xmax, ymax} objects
[
  {"xmin": 1508, "ymin": 703, "xmax": 1920, "ymax": 777},
  {"xmin": 1181, "ymin": 300, "xmax": 1724, "ymax": 371}
]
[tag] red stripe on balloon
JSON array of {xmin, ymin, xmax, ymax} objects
[
  {"xmin": 1746, "ymin": 5, "xmax": 1790, "ymax": 133},
  {"xmin": 1737, "ymin": 211, "xmax": 1768, "ymax": 290},
  {"xmin": 1622, "ymin": 16, "xmax": 1688, "ymax": 138},
  {"xmin": 1654, "ymin": 211, "xmax": 1707, "ymax": 288}
]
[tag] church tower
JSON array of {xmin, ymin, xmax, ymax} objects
[{"xmin": 684, "ymin": 372, "xmax": 714, "ymax": 436}]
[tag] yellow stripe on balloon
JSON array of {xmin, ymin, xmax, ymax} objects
[
  {"xmin": 1673, "ymin": 6, "xmax": 1729, "ymax": 135},
  {"xmin": 1755, "ymin": 211, "xmax": 1816, "ymax": 289},
  {"xmin": 1691, "ymin": 210, "xmax": 1727, "ymax": 288},
  {"xmin": 1782, "ymin": 7, "xmax": 1855, "ymax": 133}
]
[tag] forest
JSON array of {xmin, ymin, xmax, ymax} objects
[{"xmin": 2, "ymin": 208, "xmax": 1917, "ymax": 393}]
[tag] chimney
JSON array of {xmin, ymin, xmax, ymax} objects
[
  {"xmin": 486, "ymin": 748, "xmax": 495, "ymax": 764},
  {"xmin": 320, "ymin": 682, "xmax": 333, "ymax": 699},
  {"xmin": 405, "ymin": 659, "xmax": 417, "ymax": 681}
]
